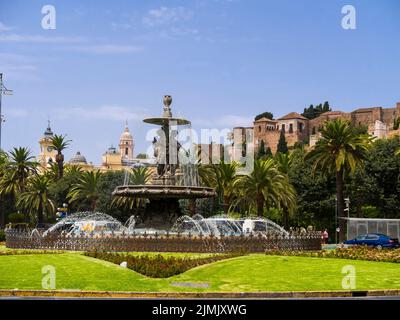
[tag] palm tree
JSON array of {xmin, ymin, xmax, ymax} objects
[
  {"xmin": 17, "ymin": 175, "xmax": 55, "ymax": 225},
  {"xmin": 112, "ymin": 166, "xmax": 151, "ymax": 210},
  {"xmin": 67, "ymin": 170, "xmax": 102, "ymax": 211},
  {"xmin": 130, "ymin": 166, "xmax": 152, "ymax": 185},
  {"xmin": 50, "ymin": 134, "xmax": 71, "ymax": 179},
  {"xmin": 8, "ymin": 147, "xmax": 38, "ymax": 191},
  {"xmin": 0, "ymin": 150, "xmax": 9, "ymax": 227},
  {"xmin": 274, "ymin": 152, "xmax": 293, "ymax": 174},
  {"xmin": 199, "ymin": 161, "xmax": 240, "ymax": 214},
  {"xmin": 236, "ymin": 158, "xmax": 296, "ymax": 217},
  {"xmin": 306, "ymin": 119, "xmax": 373, "ymax": 242}
]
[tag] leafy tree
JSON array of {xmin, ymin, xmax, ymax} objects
[
  {"xmin": 302, "ymin": 102, "xmax": 331, "ymax": 119},
  {"xmin": 136, "ymin": 153, "xmax": 148, "ymax": 159},
  {"xmin": 306, "ymin": 119, "xmax": 373, "ymax": 241},
  {"xmin": 17, "ymin": 175, "xmax": 55, "ymax": 225},
  {"xmin": 254, "ymin": 112, "xmax": 273, "ymax": 121},
  {"xmin": 49, "ymin": 165, "xmax": 83, "ymax": 211},
  {"xmin": 0, "ymin": 150, "xmax": 9, "ymax": 227},
  {"xmin": 288, "ymin": 148, "xmax": 336, "ymax": 233},
  {"xmin": 393, "ymin": 117, "xmax": 400, "ymax": 130},
  {"xmin": 360, "ymin": 138, "xmax": 400, "ymax": 218},
  {"xmin": 68, "ymin": 170, "xmax": 102, "ymax": 211},
  {"xmin": 277, "ymin": 130, "xmax": 288, "ymax": 154},
  {"xmin": 50, "ymin": 134, "xmax": 71, "ymax": 179}
]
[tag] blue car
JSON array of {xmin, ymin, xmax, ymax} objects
[{"xmin": 344, "ymin": 233, "xmax": 399, "ymax": 249}]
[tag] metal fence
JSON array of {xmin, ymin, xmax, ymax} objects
[
  {"xmin": 345, "ymin": 217, "xmax": 400, "ymax": 240},
  {"xmin": 5, "ymin": 230, "xmax": 322, "ymax": 253}
]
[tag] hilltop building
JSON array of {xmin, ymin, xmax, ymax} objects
[{"xmin": 232, "ymin": 102, "xmax": 400, "ymax": 157}]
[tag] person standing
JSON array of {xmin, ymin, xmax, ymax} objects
[{"xmin": 322, "ymin": 229, "xmax": 329, "ymax": 244}]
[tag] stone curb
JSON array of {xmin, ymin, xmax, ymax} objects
[{"xmin": 0, "ymin": 289, "xmax": 399, "ymax": 299}]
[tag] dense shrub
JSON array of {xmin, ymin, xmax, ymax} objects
[
  {"xmin": 265, "ymin": 246, "xmax": 400, "ymax": 263},
  {"xmin": 85, "ymin": 252, "xmax": 243, "ymax": 278},
  {"xmin": 0, "ymin": 230, "xmax": 5, "ymax": 242},
  {"xmin": 8, "ymin": 213, "xmax": 25, "ymax": 223}
]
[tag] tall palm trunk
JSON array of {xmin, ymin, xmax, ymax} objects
[
  {"xmin": 56, "ymin": 153, "xmax": 64, "ymax": 179},
  {"xmin": 91, "ymin": 199, "xmax": 97, "ymax": 212},
  {"xmin": 0, "ymin": 198, "xmax": 4, "ymax": 228},
  {"xmin": 37, "ymin": 202, "xmax": 44, "ymax": 225},
  {"xmin": 282, "ymin": 209, "xmax": 289, "ymax": 229},
  {"xmin": 256, "ymin": 193, "xmax": 264, "ymax": 217},
  {"xmin": 223, "ymin": 195, "xmax": 230, "ymax": 214},
  {"xmin": 336, "ymin": 168, "xmax": 346, "ymax": 242}
]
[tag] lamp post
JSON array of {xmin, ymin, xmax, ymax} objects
[{"xmin": 0, "ymin": 73, "xmax": 13, "ymax": 151}]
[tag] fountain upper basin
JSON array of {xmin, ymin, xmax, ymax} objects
[{"xmin": 112, "ymin": 185, "xmax": 216, "ymax": 199}]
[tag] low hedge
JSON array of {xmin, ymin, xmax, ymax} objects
[
  {"xmin": 265, "ymin": 246, "xmax": 400, "ymax": 263},
  {"xmin": 0, "ymin": 250, "xmax": 65, "ymax": 255},
  {"xmin": 85, "ymin": 251, "xmax": 244, "ymax": 278}
]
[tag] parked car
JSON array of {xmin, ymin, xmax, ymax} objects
[{"xmin": 344, "ymin": 233, "xmax": 399, "ymax": 249}]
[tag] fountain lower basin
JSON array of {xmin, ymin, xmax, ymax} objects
[{"xmin": 112, "ymin": 185, "xmax": 216, "ymax": 199}]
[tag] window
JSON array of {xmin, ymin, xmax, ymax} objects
[
  {"xmin": 281, "ymin": 124, "xmax": 285, "ymax": 132},
  {"xmin": 125, "ymin": 148, "xmax": 128, "ymax": 155},
  {"xmin": 299, "ymin": 123, "xmax": 303, "ymax": 133},
  {"xmin": 312, "ymin": 127, "xmax": 316, "ymax": 135},
  {"xmin": 258, "ymin": 126, "xmax": 261, "ymax": 132},
  {"xmin": 366, "ymin": 234, "xmax": 379, "ymax": 240},
  {"xmin": 289, "ymin": 123, "xmax": 293, "ymax": 133}
]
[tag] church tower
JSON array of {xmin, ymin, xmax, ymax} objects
[
  {"xmin": 119, "ymin": 121, "xmax": 134, "ymax": 160},
  {"xmin": 38, "ymin": 121, "xmax": 57, "ymax": 167}
]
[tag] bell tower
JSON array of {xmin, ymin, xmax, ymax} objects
[
  {"xmin": 119, "ymin": 121, "xmax": 134, "ymax": 160},
  {"xmin": 38, "ymin": 120, "xmax": 57, "ymax": 167}
]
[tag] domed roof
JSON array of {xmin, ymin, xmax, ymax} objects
[
  {"xmin": 120, "ymin": 122, "xmax": 133, "ymax": 141},
  {"xmin": 69, "ymin": 151, "xmax": 87, "ymax": 164}
]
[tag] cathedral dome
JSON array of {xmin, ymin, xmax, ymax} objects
[
  {"xmin": 120, "ymin": 123, "xmax": 133, "ymax": 141},
  {"xmin": 69, "ymin": 151, "xmax": 87, "ymax": 164}
]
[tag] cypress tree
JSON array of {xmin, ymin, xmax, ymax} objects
[{"xmin": 277, "ymin": 130, "xmax": 289, "ymax": 154}]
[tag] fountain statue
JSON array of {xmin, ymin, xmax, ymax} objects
[{"xmin": 112, "ymin": 95, "xmax": 216, "ymax": 229}]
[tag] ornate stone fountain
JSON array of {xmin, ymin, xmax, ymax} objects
[{"xmin": 112, "ymin": 95, "xmax": 216, "ymax": 229}]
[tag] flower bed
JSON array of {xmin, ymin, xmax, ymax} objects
[
  {"xmin": 84, "ymin": 251, "xmax": 244, "ymax": 278},
  {"xmin": 265, "ymin": 246, "xmax": 400, "ymax": 263}
]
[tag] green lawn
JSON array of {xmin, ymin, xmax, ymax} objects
[{"xmin": 1, "ymin": 251, "xmax": 400, "ymax": 292}]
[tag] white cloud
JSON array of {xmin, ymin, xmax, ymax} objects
[
  {"xmin": 71, "ymin": 44, "xmax": 143, "ymax": 54},
  {"xmin": 0, "ymin": 22, "xmax": 14, "ymax": 32},
  {"xmin": 0, "ymin": 53, "xmax": 39, "ymax": 81},
  {"xmin": 56, "ymin": 105, "xmax": 150, "ymax": 122},
  {"xmin": 0, "ymin": 33, "xmax": 85, "ymax": 43},
  {"xmin": 143, "ymin": 6, "xmax": 193, "ymax": 27}
]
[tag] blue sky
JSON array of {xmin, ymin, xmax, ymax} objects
[{"xmin": 0, "ymin": 0, "xmax": 399, "ymax": 164}]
